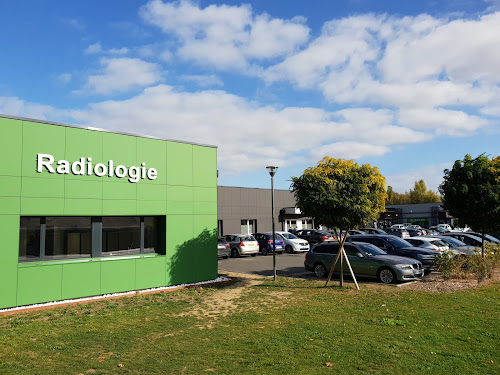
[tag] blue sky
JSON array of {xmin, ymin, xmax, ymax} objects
[{"xmin": 1, "ymin": 0, "xmax": 499, "ymax": 192}]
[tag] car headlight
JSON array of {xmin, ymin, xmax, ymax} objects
[{"xmin": 395, "ymin": 264, "xmax": 412, "ymax": 270}]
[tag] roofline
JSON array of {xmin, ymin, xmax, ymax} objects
[{"xmin": 0, "ymin": 113, "xmax": 217, "ymax": 149}]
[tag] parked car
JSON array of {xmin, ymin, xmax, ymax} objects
[
  {"xmin": 429, "ymin": 235, "xmax": 477, "ymax": 256},
  {"xmin": 384, "ymin": 228, "xmax": 410, "ymax": 238},
  {"xmin": 436, "ymin": 224, "xmax": 452, "ymax": 233},
  {"xmin": 275, "ymin": 231, "xmax": 310, "ymax": 253},
  {"xmin": 360, "ymin": 228, "xmax": 387, "ymax": 234},
  {"xmin": 347, "ymin": 234, "xmax": 439, "ymax": 274},
  {"xmin": 347, "ymin": 229, "xmax": 366, "ymax": 236},
  {"xmin": 224, "ymin": 234, "xmax": 259, "ymax": 258},
  {"xmin": 304, "ymin": 241, "xmax": 424, "ymax": 284},
  {"xmin": 391, "ymin": 224, "xmax": 405, "ymax": 229},
  {"xmin": 217, "ymin": 237, "xmax": 231, "ymax": 259},
  {"xmin": 406, "ymin": 229, "xmax": 423, "ymax": 237},
  {"xmin": 465, "ymin": 232, "xmax": 500, "ymax": 244},
  {"xmin": 440, "ymin": 232, "xmax": 486, "ymax": 247},
  {"xmin": 295, "ymin": 229, "xmax": 334, "ymax": 245},
  {"xmin": 405, "ymin": 237, "xmax": 449, "ymax": 252},
  {"xmin": 253, "ymin": 232, "xmax": 285, "ymax": 256}
]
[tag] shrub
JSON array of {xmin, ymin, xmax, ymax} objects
[{"xmin": 436, "ymin": 243, "xmax": 500, "ymax": 282}]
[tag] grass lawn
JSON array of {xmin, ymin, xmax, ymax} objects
[{"xmin": 0, "ymin": 275, "xmax": 498, "ymax": 374}]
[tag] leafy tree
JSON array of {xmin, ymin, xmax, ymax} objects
[
  {"xmin": 386, "ymin": 180, "xmax": 441, "ymax": 205},
  {"xmin": 408, "ymin": 179, "xmax": 441, "ymax": 204},
  {"xmin": 439, "ymin": 154, "xmax": 500, "ymax": 256},
  {"xmin": 291, "ymin": 157, "xmax": 387, "ymax": 287},
  {"xmin": 386, "ymin": 186, "xmax": 410, "ymax": 205}
]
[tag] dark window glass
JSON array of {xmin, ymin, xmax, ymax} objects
[
  {"xmin": 144, "ymin": 217, "xmax": 157, "ymax": 253},
  {"xmin": 45, "ymin": 217, "xmax": 91, "ymax": 260},
  {"xmin": 343, "ymin": 244, "xmax": 358, "ymax": 256},
  {"xmin": 19, "ymin": 217, "xmax": 41, "ymax": 261},
  {"xmin": 314, "ymin": 244, "xmax": 339, "ymax": 254},
  {"xmin": 102, "ymin": 217, "xmax": 141, "ymax": 256}
]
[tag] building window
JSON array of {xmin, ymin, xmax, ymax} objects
[
  {"xmin": 19, "ymin": 216, "xmax": 162, "ymax": 262},
  {"xmin": 19, "ymin": 217, "xmax": 41, "ymax": 261},
  {"xmin": 102, "ymin": 217, "xmax": 141, "ymax": 256},
  {"xmin": 240, "ymin": 219, "xmax": 256, "ymax": 234},
  {"xmin": 45, "ymin": 217, "xmax": 91, "ymax": 260}
]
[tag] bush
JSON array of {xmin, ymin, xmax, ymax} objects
[{"xmin": 436, "ymin": 244, "xmax": 500, "ymax": 282}]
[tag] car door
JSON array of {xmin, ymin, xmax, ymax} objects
[{"xmin": 343, "ymin": 244, "xmax": 375, "ymax": 277}]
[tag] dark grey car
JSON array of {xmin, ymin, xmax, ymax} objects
[
  {"xmin": 348, "ymin": 234, "xmax": 438, "ymax": 274},
  {"xmin": 304, "ymin": 241, "xmax": 423, "ymax": 284}
]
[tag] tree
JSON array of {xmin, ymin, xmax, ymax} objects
[
  {"xmin": 290, "ymin": 157, "xmax": 387, "ymax": 288},
  {"xmin": 439, "ymin": 154, "xmax": 500, "ymax": 256},
  {"xmin": 408, "ymin": 179, "xmax": 441, "ymax": 204},
  {"xmin": 386, "ymin": 180, "xmax": 441, "ymax": 205}
]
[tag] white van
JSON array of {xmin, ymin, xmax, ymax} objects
[
  {"xmin": 391, "ymin": 224, "xmax": 405, "ymax": 229},
  {"xmin": 436, "ymin": 224, "xmax": 452, "ymax": 233}
]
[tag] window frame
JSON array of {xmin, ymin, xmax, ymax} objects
[{"xmin": 19, "ymin": 215, "xmax": 163, "ymax": 263}]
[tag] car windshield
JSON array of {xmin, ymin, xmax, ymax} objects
[
  {"xmin": 281, "ymin": 232, "xmax": 298, "ymax": 239},
  {"xmin": 386, "ymin": 236, "xmax": 413, "ymax": 248},
  {"xmin": 439, "ymin": 237, "xmax": 465, "ymax": 246},
  {"xmin": 357, "ymin": 243, "xmax": 387, "ymax": 256},
  {"xmin": 241, "ymin": 235, "xmax": 255, "ymax": 241},
  {"xmin": 430, "ymin": 240, "xmax": 447, "ymax": 247}
]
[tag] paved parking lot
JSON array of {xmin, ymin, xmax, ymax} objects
[
  {"xmin": 218, "ymin": 252, "xmax": 310, "ymax": 278},
  {"xmin": 218, "ymin": 252, "xmax": 425, "ymax": 286}
]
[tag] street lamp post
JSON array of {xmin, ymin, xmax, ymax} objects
[{"xmin": 266, "ymin": 166, "xmax": 278, "ymax": 281}]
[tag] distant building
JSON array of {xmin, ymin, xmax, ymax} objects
[
  {"xmin": 379, "ymin": 203, "xmax": 451, "ymax": 228},
  {"xmin": 217, "ymin": 187, "xmax": 452, "ymax": 234}
]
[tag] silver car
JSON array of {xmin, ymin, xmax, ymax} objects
[
  {"xmin": 224, "ymin": 234, "xmax": 259, "ymax": 258},
  {"xmin": 405, "ymin": 237, "xmax": 450, "ymax": 252},
  {"xmin": 275, "ymin": 231, "xmax": 310, "ymax": 253},
  {"xmin": 304, "ymin": 241, "xmax": 423, "ymax": 284}
]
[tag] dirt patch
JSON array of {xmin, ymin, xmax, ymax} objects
[
  {"xmin": 400, "ymin": 270, "xmax": 500, "ymax": 293},
  {"xmin": 172, "ymin": 272, "xmax": 267, "ymax": 329}
]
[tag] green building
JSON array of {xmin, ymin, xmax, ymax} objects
[{"xmin": 0, "ymin": 114, "xmax": 218, "ymax": 309}]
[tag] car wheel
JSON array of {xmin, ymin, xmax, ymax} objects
[
  {"xmin": 261, "ymin": 247, "xmax": 268, "ymax": 256},
  {"xmin": 378, "ymin": 267, "xmax": 397, "ymax": 284},
  {"xmin": 231, "ymin": 248, "xmax": 239, "ymax": 258},
  {"xmin": 314, "ymin": 263, "xmax": 327, "ymax": 278},
  {"xmin": 285, "ymin": 245, "xmax": 294, "ymax": 254}
]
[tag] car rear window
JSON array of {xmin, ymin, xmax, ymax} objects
[{"xmin": 241, "ymin": 235, "xmax": 255, "ymax": 241}]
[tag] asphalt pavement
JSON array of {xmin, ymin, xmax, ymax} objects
[{"xmin": 218, "ymin": 252, "xmax": 310, "ymax": 278}]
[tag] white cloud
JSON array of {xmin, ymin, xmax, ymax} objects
[
  {"xmin": 66, "ymin": 85, "xmax": 428, "ymax": 174},
  {"xmin": 78, "ymin": 57, "xmax": 162, "ymax": 95},
  {"xmin": 398, "ymin": 108, "xmax": 489, "ymax": 136},
  {"xmin": 56, "ymin": 73, "xmax": 72, "ymax": 84},
  {"xmin": 385, "ymin": 163, "xmax": 451, "ymax": 193},
  {"xmin": 85, "ymin": 43, "xmax": 103, "ymax": 55},
  {"xmin": 109, "ymin": 47, "xmax": 129, "ymax": 55},
  {"xmin": 0, "ymin": 96, "xmax": 56, "ymax": 120},
  {"xmin": 180, "ymin": 74, "xmax": 223, "ymax": 87},
  {"xmin": 140, "ymin": 0, "xmax": 309, "ymax": 70},
  {"xmin": 263, "ymin": 12, "xmax": 500, "ymax": 136}
]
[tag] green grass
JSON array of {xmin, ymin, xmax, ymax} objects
[{"xmin": 0, "ymin": 278, "xmax": 498, "ymax": 374}]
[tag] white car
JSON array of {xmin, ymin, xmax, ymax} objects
[
  {"xmin": 275, "ymin": 231, "xmax": 310, "ymax": 253},
  {"xmin": 224, "ymin": 234, "xmax": 259, "ymax": 258},
  {"xmin": 391, "ymin": 224, "xmax": 405, "ymax": 229},
  {"xmin": 405, "ymin": 237, "xmax": 450, "ymax": 252}
]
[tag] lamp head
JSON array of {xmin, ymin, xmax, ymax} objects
[{"xmin": 266, "ymin": 166, "xmax": 278, "ymax": 177}]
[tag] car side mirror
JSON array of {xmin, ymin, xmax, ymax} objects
[{"xmin": 356, "ymin": 252, "xmax": 363, "ymax": 258}]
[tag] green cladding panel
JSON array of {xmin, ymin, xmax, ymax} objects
[{"xmin": 0, "ymin": 115, "xmax": 217, "ymax": 309}]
